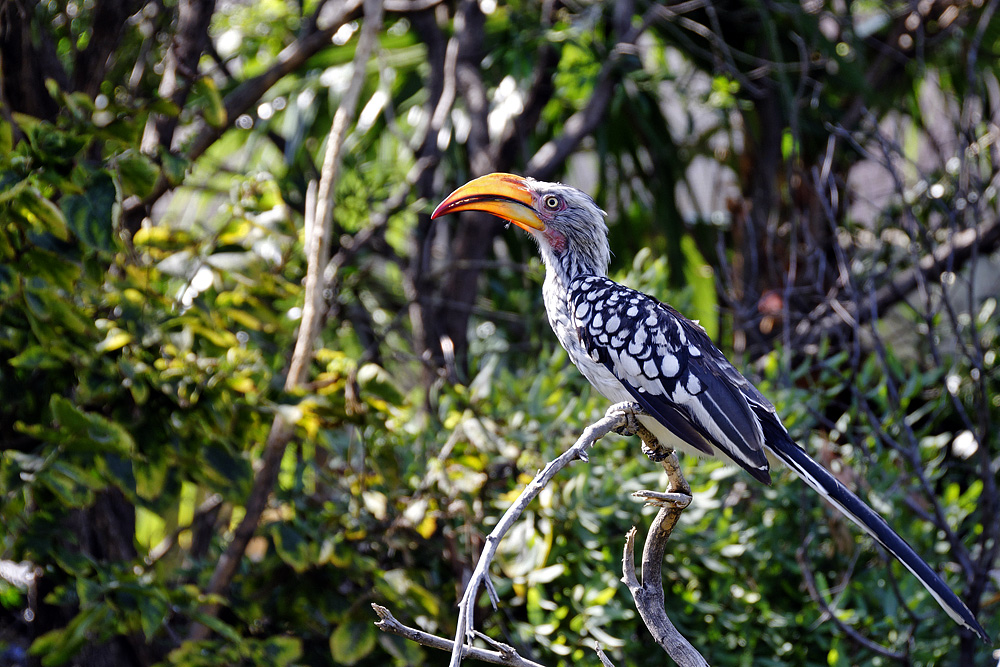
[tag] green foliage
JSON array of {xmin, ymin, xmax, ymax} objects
[{"xmin": 2, "ymin": 1, "xmax": 998, "ymax": 666}]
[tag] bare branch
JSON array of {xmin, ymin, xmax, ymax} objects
[
  {"xmin": 794, "ymin": 213, "xmax": 1000, "ymax": 348},
  {"xmin": 141, "ymin": 0, "xmax": 217, "ymax": 154},
  {"xmin": 620, "ymin": 429, "xmax": 707, "ymax": 667},
  {"xmin": 526, "ymin": 0, "xmax": 646, "ymax": 180},
  {"xmin": 288, "ymin": 0, "xmax": 385, "ymax": 384},
  {"xmin": 455, "ymin": 0, "xmax": 491, "ymax": 176},
  {"xmin": 446, "ymin": 404, "xmax": 639, "ymax": 667},
  {"xmin": 594, "ymin": 644, "xmax": 616, "ymax": 667},
  {"xmin": 441, "ymin": 402, "xmax": 710, "ymax": 667},
  {"xmin": 372, "ymin": 604, "xmax": 547, "ymax": 667},
  {"xmin": 72, "ymin": 0, "xmax": 144, "ymax": 97},
  {"xmin": 131, "ymin": 0, "xmax": 364, "ymax": 217},
  {"xmin": 495, "ymin": 0, "xmax": 559, "ymax": 170},
  {"xmin": 795, "ymin": 537, "xmax": 908, "ymax": 661}
]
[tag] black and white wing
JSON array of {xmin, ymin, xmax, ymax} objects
[
  {"xmin": 567, "ymin": 274, "xmax": 989, "ymax": 641},
  {"xmin": 568, "ymin": 275, "xmax": 772, "ymax": 483}
]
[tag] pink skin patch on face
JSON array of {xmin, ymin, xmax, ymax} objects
[{"xmin": 544, "ymin": 228, "xmax": 567, "ymax": 253}]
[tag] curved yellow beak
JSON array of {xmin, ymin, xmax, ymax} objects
[{"xmin": 431, "ymin": 173, "xmax": 545, "ymax": 232}]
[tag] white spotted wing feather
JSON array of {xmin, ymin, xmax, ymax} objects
[{"xmin": 568, "ymin": 275, "xmax": 772, "ymax": 483}]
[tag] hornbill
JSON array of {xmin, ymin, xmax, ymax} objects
[{"xmin": 431, "ymin": 172, "xmax": 989, "ymax": 642}]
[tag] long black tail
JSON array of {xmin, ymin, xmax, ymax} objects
[{"xmin": 757, "ymin": 413, "xmax": 989, "ymax": 642}]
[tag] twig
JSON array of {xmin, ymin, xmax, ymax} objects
[
  {"xmin": 795, "ymin": 536, "xmax": 908, "ymax": 661},
  {"xmin": 525, "ymin": 0, "xmax": 646, "ymax": 180},
  {"xmin": 446, "ymin": 403, "xmax": 639, "ymax": 667},
  {"xmin": 794, "ymin": 213, "xmax": 1000, "ymax": 347},
  {"xmin": 140, "ymin": 0, "xmax": 216, "ymax": 154},
  {"xmin": 442, "ymin": 402, "xmax": 710, "ymax": 667},
  {"xmin": 146, "ymin": 493, "xmax": 224, "ymax": 565},
  {"xmin": 289, "ymin": 0, "xmax": 385, "ymax": 381},
  {"xmin": 594, "ymin": 644, "xmax": 616, "ymax": 667},
  {"xmin": 372, "ymin": 604, "xmax": 546, "ymax": 667}
]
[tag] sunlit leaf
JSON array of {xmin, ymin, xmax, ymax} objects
[
  {"xmin": 15, "ymin": 188, "xmax": 69, "ymax": 240},
  {"xmin": 95, "ymin": 328, "xmax": 133, "ymax": 353},
  {"xmin": 329, "ymin": 619, "xmax": 376, "ymax": 666}
]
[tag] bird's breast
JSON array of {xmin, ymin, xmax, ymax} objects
[{"xmin": 541, "ymin": 275, "xmax": 718, "ymax": 462}]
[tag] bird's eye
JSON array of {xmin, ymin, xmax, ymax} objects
[{"xmin": 543, "ymin": 195, "xmax": 561, "ymax": 210}]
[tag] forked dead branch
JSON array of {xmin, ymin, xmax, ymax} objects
[{"xmin": 373, "ymin": 402, "xmax": 710, "ymax": 667}]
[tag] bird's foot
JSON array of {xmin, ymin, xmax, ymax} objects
[
  {"xmin": 606, "ymin": 402, "xmax": 672, "ymax": 461},
  {"xmin": 607, "ymin": 401, "xmax": 644, "ymax": 436},
  {"xmin": 640, "ymin": 436, "xmax": 671, "ymax": 462}
]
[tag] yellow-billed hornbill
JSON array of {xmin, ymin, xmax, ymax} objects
[{"xmin": 432, "ymin": 172, "xmax": 989, "ymax": 642}]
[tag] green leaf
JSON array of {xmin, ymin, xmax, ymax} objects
[
  {"xmin": 27, "ymin": 121, "xmax": 89, "ymax": 165},
  {"xmin": 95, "ymin": 328, "xmax": 133, "ymax": 353},
  {"xmin": 193, "ymin": 77, "xmax": 227, "ymax": 129},
  {"xmin": 100, "ymin": 454, "xmax": 137, "ymax": 497},
  {"xmin": 148, "ymin": 98, "xmax": 180, "ymax": 117},
  {"xmin": 199, "ymin": 443, "xmax": 252, "ymax": 496},
  {"xmin": 20, "ymin": 247, "xmax": 81, "ymax": 291},
  {"xmin": 32, "ymin": 604, "xmax": 111, "ymax": 666},
  {"xmin": 680, "ymin": 235, "xmax": 718, "ymax": 341},
  {"xmin": 61, "ymin": 170, "xmax": 117, "ymax": 251},
  {"xmin": 116, "ymin": 149, "xmax": 160, "ymax": 198},
  {"xmin": 24, "ymin": 283, "xmax": 92, "ymax": 334},
  {"xmin": 41, "ymin": 463, "xmax": 97, "ymax": 507},
  {"xmin": 137, "ymin": 592, "xmax": 169, "ymax": 639},
  {"xmin": 271, "ymin": 522, "xmax": 312, "ymax": 573},
  {"xmin": 15, "ymin": 188, "xmax": 69, "ymax": 240},
  {"xmin": 0, "ymin": 119, "xmax": 12, "ymax": 154},
  {"xmin": 8, "ymin": 344, "xmax": 68, "ymax": 369},
  {"xmin": 189, "ymin": 611, "xmax": 242, "ymax": 643},
  {"xmin": 160, "ymin": 150, "xmax": 190, "ymax": 186},
  {"xmin": 329, "ymin": 619, "xmax": 376, "ymax": 666},
  {"xmin": 357, "ymin": 363, "xmax": 404, "ymax": 406},
  {"xmin": 263, "ymin": 636, "xmax": 303, "ymax": 666},
  {"xmin": 50, "ymin": 395, "xmax": 136, "ymax": 456}
]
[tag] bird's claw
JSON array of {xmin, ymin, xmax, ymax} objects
[
  {"xmin": 641, "ymin": 437, "xmax": 670, "ymax": 462},
  {"xmin": 607, "ymin": 402, "xmax": 672, "ymax": 462},
  {"xmin": 607, "ymin": 401, "xmax": 644, "ymax": 436}
]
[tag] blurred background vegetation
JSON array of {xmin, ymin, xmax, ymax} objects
[{"xmin": 1, "ymin": 0, "xmax": 999, "ymax": 665}]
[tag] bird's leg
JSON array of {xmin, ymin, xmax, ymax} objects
[{"xmin": 605, "ymin": 402, "xmax": 672, "ymax": 462}]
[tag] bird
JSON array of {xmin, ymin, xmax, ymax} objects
[{"xmin": 431, "ymin": 172, "xmax": 989, "ymax": 643}]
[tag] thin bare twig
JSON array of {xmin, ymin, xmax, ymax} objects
[
  {"xmin": 795, "ymin": 536, "xmax": 908, "ymax": 661},
  {"xmin": 794, "ymin": 212, "xmax": 1000, "ymax": 347},
  {"xmin": 446, "ymin": 405, "xmax": 632, "ymax": 667},
  {"xmin": 525, "ymin": 0, "xmax": 649, "ymax": 180},
  {"xmin": 594, "ymin": 644, "xmax": 616, "ymax": 667},
  {"xmin": 131, "ymin": 0, "xmax": 365, "ymax": 216},
  {"xmin": 373, "ymin": 604, "xmax": 546, "ymax": 667},
  {"xmin": 442, "ymin": 402, "xmax": 707, "ymax": 667},
  {"xmin": 289, "ymin": 0, "xmax": 385, "ymax": 382}
]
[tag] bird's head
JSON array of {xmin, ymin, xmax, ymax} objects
[{"xmin": 431, "ymin": 173, "xmax": 610, "ymax": 278}]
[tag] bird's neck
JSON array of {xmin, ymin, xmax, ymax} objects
[
  {"xmin": 537, "ymin": 234, "xmax": 608, "ymax": 285},
  {"xmin": 540, "ymin": 245, "xmax": 603, "ymax": 325}
]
